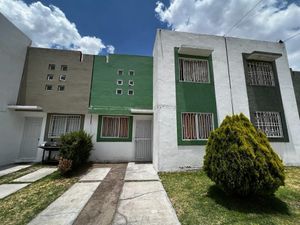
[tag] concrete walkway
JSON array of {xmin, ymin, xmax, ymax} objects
[
  {"xmin": 0, "ymin": 183, "xmax": 30, "ymax": 199},
  {"xmin": 0, "ymin": 165, "xmax": 31, "ymax": 177},
  {"xmin": 112, "ymin": 163, "xmax": 181, "ymax": 225},
  {"xmin": 13, "ymin": 168, "xmax": 57, "ymax": 182},
  {"xmin": 28, "ymin": 166, "xmax": 112, "ymax": 225}
]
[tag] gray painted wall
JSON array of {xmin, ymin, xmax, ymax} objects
[
  {"xmin": 0, "ymin": 13, "xmax": 31, "ymax": 166},
  {"xmin": 18, "ymin": 47, "xmax": 94, "ymax": 114}
]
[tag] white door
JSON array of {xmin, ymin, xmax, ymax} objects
[
  {"xmin": 19, "ymin": 117, "xmax": 43, "ymax": 161},
  {"xmin": 135, "ymin": 120, "xmax": 152, "ymax": 162}
]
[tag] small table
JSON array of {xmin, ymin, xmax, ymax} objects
[{"xmin": 39, "ymin": 146, "xmax": 60, "ymax": 164}]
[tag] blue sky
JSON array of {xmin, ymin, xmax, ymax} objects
[
  {"xmin": 1, "ymin": 0, "xmax": 300, "ymax": 69},
  {"xmin": 23, "ymin": 0, "xmax": 169, "ymax": 56}
]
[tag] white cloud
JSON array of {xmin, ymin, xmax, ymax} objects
[
  {"xmin": 106, "ymin": 45, "xmax": 115, "ymax": 54},
  {"xmin": 155, "ymin": 0, "xmax": 300, "ymax": 70},
  {"xmin": 0, "ymin": 0, "xmax": 114, "ymax": 55}
]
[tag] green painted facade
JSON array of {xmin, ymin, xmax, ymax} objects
[
  {"xmin": 89, "ymin": 54, "xmax": 153, "ymax": 115},
  {"xmin": 174, "ymin": 48, "xmax": 218, "ymax": 145},
  {"xmin": 243, "ymin": 55, "xmax": 289, "ymax": 142},
  {"xmin": 291, "ymin": 70, "xmax": 300, "ymax": 117}
]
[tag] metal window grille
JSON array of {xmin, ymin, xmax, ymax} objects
[
  {"xmin": 247, "ymin": 61, "xmax": 275, "ymax": 86},
  {"xmin": 48, "ymin": 115, "xmax": 81, "ymax": 138},
  {"xmin": 182, "ymin": 113, "xmax": 214, "ymax": 140},
  {"xmin": 254, "ymin": 112, "xmax": 283, "ymax": 137},
  {"xmin": 101, "ymin": 116, "xmax": 129, "ymax": 138},
  {"xmin": 179, "ymin": 58, "xmax": 209, "ymax": 83}
]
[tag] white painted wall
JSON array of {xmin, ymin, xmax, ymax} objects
[
  {"xmin": 84, "ymin": 114, "xmax": 153, "ymax": 162},
  {"xmin": 153, "ymin": 29, "xmax": 300, "ymax": 171},
  {"xmin": 0, "ymin": 13, "xmax": 31, "ymax": 166}
]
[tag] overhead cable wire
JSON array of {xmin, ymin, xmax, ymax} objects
[{"xmin": 224, "ymin": 0, "xmax": 264, "ymax": 36}]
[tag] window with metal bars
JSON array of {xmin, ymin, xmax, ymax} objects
[
  {"xmin": 247, "ymin": 61, "xmax": 275, "ymax": 86},
  {"xmin": 179, "ymin": 57, "xmax": 210, "ymax": 83},
  {"xmin": 254, "ymin": 111, "xmax": 283, "ymax": 138},
  {"xmin": 101, "ymin": 116, "xmax": 129, "ymax": 138},
  {"xmin": 48, "ymin": 115, "xmax": 81, "ymax": 138},
  {"xmin": 182, "ymin": 113, "xmax": 214, "ymax": 140}
]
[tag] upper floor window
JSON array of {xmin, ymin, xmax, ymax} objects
[
  {"xmin": 48, "ymin": 115, "xmax": 81, "ymax": 138},
  {"xmin": 254, "ymin": 111, "xmax": 283, "ymax": 138},
  {"xmin": 247, "ymin": 61, "xmax": 275, "ymax": 86},
  {"xmin": 45, "ymin": 84, "xmax": 53, "ymax": 91},
  {"xmin": 117, "ymin": 69, "xmax": 124, "ymax": 76},
  {"xmin": 47, "ymin": 74, "xmax": 54, "ymax": 81},
  {"xmin": 48, "ymin": 64, "xmax": 55, "ymax": 70},
  {"xmin": 128, "ymin": 70, "xmax": 135, "ymax": 76},
  {"xmin": 179, "ymin": 58, "xmax": 210, "ymax": 83},
  {"xmin": 116, "ymin": 80, "xmax": 123, "ymax": 85},
  {"xmin": 182, "ymin": 112, "xmax": 214, "ymax": 140},
  {"xmin": 57, "ymin": 85, "xmax": 65, "ymax": 91},
  {"xmin": 59, "ymin": 75, "xmax": 66, "ymax": 81},
  {"xmin": 61, "ymin": 65, "xmax": 68, "ymax": 71},
  {"xmin": 128, "ymin": 80, "xmax": 134, "ymax": 86},
  {"xmin": 116, "ymin": 89, "xmax": 123, "ymax": 95}
]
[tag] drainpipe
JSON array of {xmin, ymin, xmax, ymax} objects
[{"xmin": 224, "ymin": 36, "xmax": 235, "ymax": 115}]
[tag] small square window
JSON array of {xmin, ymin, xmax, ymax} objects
[
  {"xmin": 47, "ymin": 74, "xmax": 54, "ymax": 81},
  {"xmin": 45, "ymin": 84, "xmax": 53, "ymax": 91},
  {"xmin": 59, "ymin": 75, "xmax": 66, "ymax": 81},
  {"xmin": 57, "ymin": 85, "xmax": 65, "ymax": 91},
  {"xmin": 129, "ymin": 70, "xmax": 135, "ymax": 76},
  {"xmin": 116, "ymin": 89, "xmax": 123, "ymax": 95},
  {"xmin": 128, "ymin": 80, "xmax": 134, "ymax": 86},
  {"xmin": 48, "ymin": 64, "xmax": 55, "ymax": 70},
  {"xmin": 128, "ymin": 89, "xmax": 134, "ymax": 95},
  {"xmin": 61, "ymin": 65, "xmax": 68, "ymax": 71},
  {"xmin": 117, "ymin": 69, "xmax": 124, "ymax": 76},
  {"xmin": 116, "ymin": 80, "xmax": 123, "ymax": 85}
]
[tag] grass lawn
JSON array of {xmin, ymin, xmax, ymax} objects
[
  {"xmin": 160, "ymin": 167, "xmax": 300, "ymax": 225},
  {"xmin": 0, "ymin": 165, "xmax": 83, "ymax": 225}
]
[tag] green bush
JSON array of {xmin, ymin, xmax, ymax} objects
[
  {"xmin": 203, "ymin": 113, "xmax": 285, "ymax": 196},
  {"xmin": 59, "ymin": 130, "xmax": 93, "ymax": 173}
]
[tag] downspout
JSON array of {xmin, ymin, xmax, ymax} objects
[{"xmin": 224, "ymin": 36, "xmax": 235, "ymax": 115}]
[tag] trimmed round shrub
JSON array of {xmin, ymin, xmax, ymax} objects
[
  {"xmin": 203, "ymin": 113, "xmax": 285, "ymax": 196},
  {"xmin": 59, "ymin": 130, "xmax": 93, "ymax": 173}
]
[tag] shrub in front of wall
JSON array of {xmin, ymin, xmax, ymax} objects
[
  {"xmin": 58, "ymin": 130, "xmax": 93, "ymax": 174},
  {"xmin": 203, "ymin": 113, "xmax": 285, "ymax": 196}
]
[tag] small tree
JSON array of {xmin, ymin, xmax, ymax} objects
[
  {"xmin": 58, "ymin": 130, "xmax": 93, "ymax": 174},
  {"xmin": 204, "ymin": 113, "xmax": 285, "ymax": 196}
]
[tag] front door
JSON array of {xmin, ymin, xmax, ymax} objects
[
  {"xmin": 135, "ymin": 120, "xmax": 152, "ymax": 162},
  {"xmin": 19, "ymin": 117, "xmax": 43, "ymax": 161}
]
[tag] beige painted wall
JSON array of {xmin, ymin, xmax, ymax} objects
[{"xmin": 18, "ymin": 47, "xmax": 93, "ymax": 114}]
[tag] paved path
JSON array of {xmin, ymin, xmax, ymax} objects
[
  {"xmin": 80, "ymin": 167, "xmax": 111, "ymax": 182},
  {"xmin": 74, "ymin": 164, "xmax": 127, "ymax": 225},
  {"xmin": 112, "ymin": 163, "xmax": 181, "ymax": 225},
  {"xmin": 0, "ymin": 183, "xmax": 30, "ymax": 199},
  {"xmin": 13, "ymin": 168, "xmax": 57, "ymax": 182},
  {"xmin": 0, "ymin": 165, "xmax": 31, "ymax": 177},
  {"xmin": 27, "ymin": 182, "xmax": 100, "ymax": 225}
]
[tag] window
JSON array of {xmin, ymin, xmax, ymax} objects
[
  {"xmin": 128, "ymin": 70, "xmax": 135, "ymax": 76},
  {"xmin": 117, "ymin": 80, "xmax": 123, "ymax": 85},
  {"xmin": 48, "ymin": 115, "xmax": 81, "ymax": 138},
  {"xmin": 59, "ymin": 75, "xmax": 66, "ymax": 81},
  {"xmin": 128, "ymin": 89, "xmax": 134, "ymax": 95},
  {"xmin": 117, "ymin": 69, "xmax": 124, "ymax": 76},
  {"xmin": 254, "ymin": 111, "xmax": 283, "ymax": 137},
  {"xmin": 47, "ymin": 74, "xmax": 54, "ymax": 81},
  {"xmin": 182, "ymin": 112, "xmax": 214, "ymax": 140},
  {"xmin": 61, "ymin": 65, "xmax": 68, "ymax": 71},
  {"xmin": 116, "ymin": 89, "xmax": 123, "ymax": 95},
  {"xmin": 128, "ymin": 80, "xmax": 134, "ymax": 86},
  {"xmin": 247, "ymin": 61, "xmax": 275, "ymax": 86},
  {"xmin": 48, "ymin": 64, "xmax": 55, "ymax": 70},
  {"xmin": 179, "ymin": 58, "xmax": 210, "ymax": 83},
  {"xmin": 101, "ymin": 116, "xmax": 129, "ymax": 138},
  {"xmin": 57, "ymin": 85, "xmax": 65, "ymax": 91},
  {"xmin": 45, "ymin": 84, "xmax": 53, "ymax": 91}
]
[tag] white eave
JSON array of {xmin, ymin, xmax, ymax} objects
[
  {"xmin": 130, "ymin": 108, "xmax": 153, "ymax": 114},
  {"xmin": 247, "ymin": 51, "xmax": 282, "ymax": 61},
  {"xmin": 7, "ymin": 105, "xmax": 43, "ymax": 111},
  {"xmin": 178, "ymin": 45, "xmax": 214, "ymax": 57}
]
